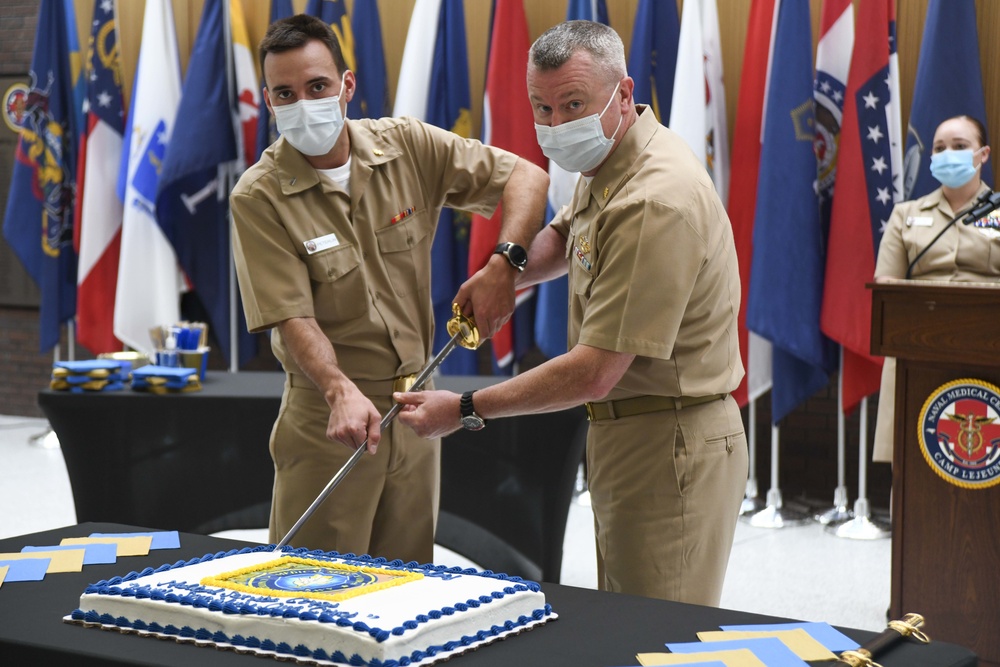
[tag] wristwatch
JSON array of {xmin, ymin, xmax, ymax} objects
[
  {"xmin": 459, "ymin": 391, "xmax": 487, "ymax": 431},
  {"xmin": 494, "ymin": 242, "xmax": 528, "ymax": 272}
]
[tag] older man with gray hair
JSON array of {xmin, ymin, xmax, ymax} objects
[{"xmin": 396, "ymin": 20, "xmax": 747, "ymax": 606}]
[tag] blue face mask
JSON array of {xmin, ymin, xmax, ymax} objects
[{"xmin": 930, "ymin": 148, "xmax": 983, "ymax": 188}]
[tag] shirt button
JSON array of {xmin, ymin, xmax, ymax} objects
[
  {"xmin": 394, "ymin": 330, "xmax": 400, "ymax": 338},
  {"xmin": 327, "ymin": 269, "xmax": 333, "ymax": 277},
  {"xmin": 363, "ymin": 251, "xmax": 368, "ymax": 259},
  {"xmin": 406, "ymin": 236, "xmax": 413, "ymax": 246},
  {"xmin": 374, "ymin": 292, "xmax": 380, "ymax": 301}
]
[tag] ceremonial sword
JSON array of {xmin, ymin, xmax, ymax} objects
[{"xmin": 274, "ymin": 304, "xmax": 480, "ymax": 550}]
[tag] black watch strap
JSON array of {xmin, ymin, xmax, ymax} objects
[{"xmin": 460, "ymin": 390, "xmax": 487, "ymax": 425}]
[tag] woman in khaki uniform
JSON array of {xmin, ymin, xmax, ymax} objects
[{"xmin": 873, "ymin": 115, "xmax": 999, "ymax": 462}]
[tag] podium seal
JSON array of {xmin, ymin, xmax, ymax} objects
[{"xmin": 918, "ymin": 378, "xmax": 1000, "ymax": 490}]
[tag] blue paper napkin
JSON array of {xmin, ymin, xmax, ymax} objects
[
  {"xmin": 89, "ymin": 530, "xmax": 181, "ymax": 550},
  {"xmin": 665, "ymin": 637, "xmax": 809, "ymax": 667},
  {"xmin": 0, "ymin": 557, "xmax": 51, "ymax": 582}
]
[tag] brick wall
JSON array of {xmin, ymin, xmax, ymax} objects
[
  {"xmin": 0, "ymin": 2, "xmax": 37, "ymax": 77},
  {"xmin": 0, "ymin": 307, "xmax": 54, "ymax": 417}
]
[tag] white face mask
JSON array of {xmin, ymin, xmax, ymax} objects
[
  {"xmin": 272, "ymin": 77, "xmax": 347, "ymax": 156},
  {"xmin": 534, "ymin": 82, "xmax": 622, "ymax": 173}
]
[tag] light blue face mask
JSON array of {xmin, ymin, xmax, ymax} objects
[{"xmin": 930, "ymin": 148, "xmax": 983, "ymax": 188}]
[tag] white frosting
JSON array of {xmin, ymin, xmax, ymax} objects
[{"xmin": 69, "ymin": 550, "xmax": 554, "ymax": 666}]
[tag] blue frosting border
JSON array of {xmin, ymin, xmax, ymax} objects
[{"xmin": 68, "ymin": 545, "xmax": 555, "ymax": 667}]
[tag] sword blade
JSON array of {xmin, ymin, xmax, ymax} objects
[{"xmin": 274, "ymin": 329, "xmax": 466, "ymax": 550}]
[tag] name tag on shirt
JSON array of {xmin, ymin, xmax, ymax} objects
[
  {"xmin": 906, "ymin": 216, "xmax": 933, "ymax": 227},
  {"xmin": 304, "ymin": 233, "xmax": 339, "ymax": 254}
]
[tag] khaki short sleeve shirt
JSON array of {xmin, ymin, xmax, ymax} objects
[
  {"xmin": 552, "ymin": 106, "xmax": 743, "ymax": 400},
  {"xmin": 231, "ymin": 117, "xmax": 516, "ymax": 380},
  {"xmin": 875, "ymin": 184, "xmax": 1000, "ymax": 281}
]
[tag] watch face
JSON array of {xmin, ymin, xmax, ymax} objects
[
  {"xmin": 461, "ymin": 415, "xmax": 485, "ymax": 431},
  {"xmin": 507, "ymin": 244, "xmax": 528, "ymax": 266}
]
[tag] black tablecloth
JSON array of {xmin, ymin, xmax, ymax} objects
[
  {"xmin": 38, "ymin": 371, "xmax": 286, "ymax": 535},
  {"xmin": 37, "ymin": 372, "xmax": 588, "ymax": 583},
  {"xmin": 0, "ymin": 523, "xmax": 977, "ymax": 667}
]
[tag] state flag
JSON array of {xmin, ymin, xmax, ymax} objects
[{"xmin": 820, "ymin": 0, "xmax": 902, "ymax": 413}]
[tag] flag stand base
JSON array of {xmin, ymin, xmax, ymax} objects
[
  {"xmin": 814, "ymin": 485, "xmax": 854, "ymax": 524},
  {"xmin": 825, "ymin": 498, "xmax": 890, "ymax": 540},
  {"xmin": 739, "ymin": 477, "xmax": 764, "ymax": 515},
  {"xmin": 743, "ymin": 489, "xmax": 810, "ymax": 528}
]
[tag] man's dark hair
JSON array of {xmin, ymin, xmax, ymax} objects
[{"xmin": 258, "ymin": 14, "xmax": 348, "ymax": 88}]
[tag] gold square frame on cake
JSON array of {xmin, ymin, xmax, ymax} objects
[{"xmin": 201, "ymin": 555, "xmax": 424, "ymax": 603}]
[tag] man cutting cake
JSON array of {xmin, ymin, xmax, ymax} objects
[
  {"xmin": 396, "ymin": 20, "xmax": 748, "ymax": 606},
  {"xmin": 231, "ymin": 14, "xmax": 547, "ymax": 564}
]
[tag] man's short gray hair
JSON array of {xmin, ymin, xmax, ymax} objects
[{"xmin": 529, "ymin": 20, "xmax": 626, "ymax": 84}]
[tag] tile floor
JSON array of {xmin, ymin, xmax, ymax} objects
[{"xmin": 0, "ymin": 414, "xmax": 891, "ymax": 632}]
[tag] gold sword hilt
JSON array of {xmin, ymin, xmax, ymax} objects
[{"xmin": 446, "ymin": 302, "xmax": 481, "ymax": 350}]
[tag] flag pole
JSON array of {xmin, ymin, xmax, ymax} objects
[
  {"xmin": 816, "ymin": 350, "xmax": 853, "ymax": 524},
  {"xmin": 30, "ymin": 343, "xmax": 62, "ymax": 449},
  {"xmin": 828, "ymin": 396, "xmax": 890, "ymax": 539},
  {"xmin": 739, "ymin": 397, "xmax": 764, "ymax": 515},
  {"xmin": 224, "ymin": 0, "xmax": 240, "ymax": 373},
  {"xmin": 745, "ymin": 424, "xmax": 809, "ymax": 528}
]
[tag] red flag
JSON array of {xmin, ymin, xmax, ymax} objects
[
  {"xmin": 76, "ymin": 0, "xmax": 126, "ymax": 354},
  {"xmin": 726, "ymin": 0, "xmax": 774, "ymax": 407},
  {"xmin": 467, "ymin": 0, "xmax": 547, "ymax": 368},
  {"xmin": 821, "ymin": 0, "xmax": 901, "ymax": 412}
]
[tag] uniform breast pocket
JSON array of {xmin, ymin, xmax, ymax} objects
[
  {"xmin": 303, "ymin": 244, "xmax": 368, "ymax": 321},
  {"xmin": 376, "ymin": 213, "xmax": 433, "ymax": 297}
]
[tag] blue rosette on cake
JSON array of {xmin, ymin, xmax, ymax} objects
[
  {"xmin": 50, "ymin": 359, "xmax": 131, "ymax": 392},
  {"xmin": 131, "ymin": 365, "xmax": 203, "ymax": 394}
]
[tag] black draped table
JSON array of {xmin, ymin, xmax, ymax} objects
[
  {"xmin": 37, "ymin": 372, "xmax": 588, "ymax": 583},
  {"xmin": 0, "ymin": 524, "xmax": 977, "ymax": 667}
]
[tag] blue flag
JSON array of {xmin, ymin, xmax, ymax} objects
[
  {"xmin": 350, "ymin": 0, "xmax": 389, "ymax": 119},
  {"xmin": 156, "ymin": 0, "xmax": 255, "ymax": 367},
  {"xmin": 627, "ymin": 0, "xmax": 680, "ymax": 124},
  {"xmin": 306, "ymin": 0, "xmax": 358, "ymax": 115},
  {"xmin": 534, "ymin": 0, "xmax": 610, "ymax": 361},
  {"xmin": 254, "ymin": 0, "xmax": 295, "ymax": 161},
  {"xmin": 3, "ymin": 0, "xmax": 78, "ymax": 352},
  {"xmin": 903, "ymin": 0, "xmax": 992, "ymax": 199},
  {"xmin": 425, "ymin": 0, "xmax": 477, "ymax": 375},
  {"xmin": 746, "ymin": 0, "xmax": 836, "ymax": 424}
]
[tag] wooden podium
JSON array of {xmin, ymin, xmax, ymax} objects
[{"xmin": 870, "ymin": 281, "xmax": 1000, "ymax": 667}]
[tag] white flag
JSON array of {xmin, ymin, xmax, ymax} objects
[
  {"xmin": 113, "ymin": 0, "xmax": 185, "ymax": 355},
  {"xmin": 668, "ymin": 0, "xmax": 729, "ymax": 204},
  {"xmin": 392, "ymin": 0, "xmax": 443, "ymax": 119}
]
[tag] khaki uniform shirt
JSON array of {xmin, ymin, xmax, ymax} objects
[
  {"xmin": 231, "ymin": 117, "xmax": 516, "ymax": 380},
  {"xmin": 872, "ymin": 183, "xmax": 1000, "ymax": 461},
  {"xmin": 551, "ymin": 105, "xmax": 744, "ymax": 400},
  {"xmin": 875, "ymin": 183, "xmax": 1000, "ymax": 280}
]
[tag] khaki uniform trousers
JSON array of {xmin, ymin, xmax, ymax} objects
[
  {"xmin": 587, "ymin": 394, "xmax": 747, "ymax": 606},
  {"xmin": 267, "ymin": 376, "xmax": 440, "ymax": 563}
]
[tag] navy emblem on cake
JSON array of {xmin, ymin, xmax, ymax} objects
[
  {"xmin": 918, "ymin": 379, "xmax": 1000, "ymax": 490},
  {"xmin": 202, "ymin": 556, "xmax": 423, "ymax": 602}
]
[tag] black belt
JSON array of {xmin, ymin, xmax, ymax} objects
[{"xmin": 585, "ymin": 393, "xmax": 727, "ymax": 421}]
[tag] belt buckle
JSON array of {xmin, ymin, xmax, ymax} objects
[
  {"xmin": 393, "ymin": 374, "xmax": 417, "ymax": 393},
  {"xmin": 585, "ymin": 402, "xmax": 597, "ymax": 421}
]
